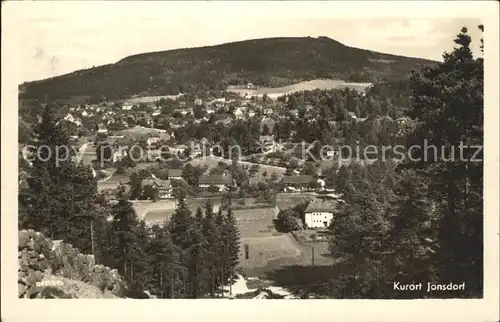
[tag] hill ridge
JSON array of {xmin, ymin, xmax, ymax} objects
[{"xmin": 19, "ymin": 36, "xmax": 437, "ymax": 102}]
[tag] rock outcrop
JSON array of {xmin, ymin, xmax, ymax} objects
[{"xmin": 18, "ymin": 229, "xmax": 127, "ymax": 298}]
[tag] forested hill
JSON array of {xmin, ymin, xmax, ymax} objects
[{"xmin": 19, "ymin": 36, "xmax": 436, "ymax": 102}]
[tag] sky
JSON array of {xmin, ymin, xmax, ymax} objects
[{"xmin": 9, "ymin": 2, "xmax": 484, "ymax": 83}]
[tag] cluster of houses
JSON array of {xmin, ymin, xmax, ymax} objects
[
  {"xmin": 137, "ymin": 167, "xmax": 328, "ymax": 202},
  {"xmin": 61, "ymin": 92, "xmax": 344, "ymax": 147},
  {"xmin": 138, "ymin": 170, "xmax": 233, "ymax": 200}
]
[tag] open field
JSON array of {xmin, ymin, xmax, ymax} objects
[
  {"xmin": 227, "ymin": 79, "xmax": 372, "ymax": 99},
  {"xmin": 124, "ymin": 94, "xmax": 183, "ymax": 104},
  {"xmin": 233, "ymin": 207, "xmax": 277, "ymax": 238},
  {"xmin": 238, "ymin": 234, "xmax": 301, "ymax": 272},
  {"xmin": 138, "ymin": 201, "xmax": 178, "ymax": 223},
  {"xmin": 241, "ymin": 239, "xmax": 335, "ymax": 278},
  {"xmin": 188, "ymin": 156, "xmax": 286, "ymax": 177},
  {"xmin": 116, "ymin": 126, "xmax": 170, "ymax": 139},
  {"xmin": 275, "ymin": 193, "xmax": 313, "ymax": 210}
]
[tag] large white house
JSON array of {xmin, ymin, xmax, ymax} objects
[{"xmin": 304, "ymin": 199, "xmax": 337, "ymax": 229}]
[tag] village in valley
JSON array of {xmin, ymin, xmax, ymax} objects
[
  {"xmin": 17, "ymin": 22, "xmax": 484, "ymax": 300},
  {"xmin": 19, "ymin": 79, "xmax": 387, "ymax": 297}
]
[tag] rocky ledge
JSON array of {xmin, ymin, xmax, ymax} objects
[{"xmin": 18, "ymin": 229, "xmax": 127, "ymax": 298}]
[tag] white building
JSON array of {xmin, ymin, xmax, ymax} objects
[
  {"xmin": 234, "ymin": 108, "xmax": 245, "ymax": 119},
  {"xmin": 304, "ymin": 199, "xmax": 336, "ymax": 229},
  {"xmin": 259, "ymin": 135, "xmax": 277, "ymax": 153},
  {"xmin": 63, "ymin": 113, "xmax": 82, "ymax": 126},
  {"xmin": 146, "ymin": 137, "xmax": 161, "ymax": 148},
  {"xmin": 263, "ymin": 108, "xmax": 273, "ymax": 116},
  {"xmin": 112, "ymin": 149, "xmax": 127, "ymax": 163},
  {"xmin": 97, "ymin": 124, "xmax": 108, "ymax": 134}
]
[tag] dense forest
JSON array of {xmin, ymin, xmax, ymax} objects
[
  {"xmin": 269, "ymin": 26, "xmax": 484, "ymax": 299},
  {"xmin": 19, "ymin": 36, "xmax": 435, "ymax": 102}
]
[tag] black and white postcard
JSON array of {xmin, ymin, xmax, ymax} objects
[{"xmin": 2, "ymin": 1, "xmax": 499, "ymax": 322}]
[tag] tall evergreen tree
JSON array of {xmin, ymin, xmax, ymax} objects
[
  {"xmin": 146, "ymin": 224, "xmax": 181, "ymax": 298},
  {"xmin": 407, "ymin": 26, "xmax": 483, "ymax": 296},
  {"xmin": 187, "ymin": 219, "xmax": 208, "ymax": 298},
  {"xmin": 201, "ymin": 201, "xmax": 221, "ymax": 297},
  {"xmin": 19, "ymin": 103, "xmax": 98, "ymax": 253},
  {"xmin": 108, "ymin": 186, "xmax": 142, "ymax": 283},
  {"xmin": 385, "ymin": 171, "xmax": 439, "ymax": 297},
  {"xmin": 223, "ymin": 208, "xmax": 241, "ymax": 286},
  {"xmin": 128, "ymin": 220, "xmax": 151, "ymax": 291}
]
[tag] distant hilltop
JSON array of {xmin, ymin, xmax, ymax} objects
[{"xmin": 19, "ymin": 36, "xmax": 436, "ymax": 103}]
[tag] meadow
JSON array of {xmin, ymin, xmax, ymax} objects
[{"xmin": 227, "ymin": 79, "xmax": 372, "ymax": 99}]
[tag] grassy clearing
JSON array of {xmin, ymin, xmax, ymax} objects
[
  {"xmin": 227, "ymin": 79, "xmax": 372, "ymax": 98},
  {"xmin": 238, "ymin": 234, "xmax": 301, "ymax": 274},
  {"xmin": 116, "ymin": 126, "xmax": 170, "ymax": 139},
  {"xmin": 242, "ymin": 240, "xmax": 335, "ymax": 278},
  {"xmin": 233, "ymin": 207, "xmax": 277, "ymax": 238},
  {"xmin": 275, "ymin": 193, "xmax": 313, "ymax": 210},
  {"xmin": 124, "ymin": 94, "xmax": 182, "ymax": 104}
]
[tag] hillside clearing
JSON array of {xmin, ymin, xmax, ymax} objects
[{"xmin": 227, "ymin": 79, "xmax": 372, "ymax": 99}]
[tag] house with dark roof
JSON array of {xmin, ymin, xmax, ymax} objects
[
  {"xmin": 168, "ymin": 169, "xmax": 183, "ymax": 180},
  {"xmin": 304, "ymin": 199, "xmax": 337, "ymax": 229},
  {"xmin": 141, "ymin": 176, "xmax": 172, "ymax": 199},
  {"xmin": 198, "ymin": 173, "xmax": 232, "ymax": 192},
  {"xmin": 281, "ymin": 175, "xmax": 316, "ymax": 192}
]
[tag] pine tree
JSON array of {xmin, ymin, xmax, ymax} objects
[
  {"xmin": 168, "ymin": 197, "xmax": 194, "ymax": 252},
  {"xmin": 128, "ymin": 220, "xmax": 150, "ymax": 292},
  {"xmin": 146, "ymin": 224, "xmax": 181, "ymax": 298},
  {"xmin": 407, "ymin": 26, "xmax": 484, "ymax": 296},
  {"xmin": 90, "ymin": 193, "xmax": 113, "ymax": 265},
  {"xmin": 214, "ymin": 209, "xmax": 227, "ymax": 294},
  {"xmin": 194, "ymin": 207, "xmax": 204, "ymax": 228},
  {"xmin": 224, "ymin": 208, "xmax": 241, "ymax": 287},
  {"xmin": 328, "ymin": 162, "xmax": 398, "ymax": 298},
  {"xmin": 168, "ymin": 195, "xmax": 214, "ymax": 298},
  {"xmin": 201, "ymin": 201, "xmax": 221, "ymax": 297},
  {"xmin": 382, "ymin": 171, "xmax": 439, "ymax": 298},
  {"xmin": 108, "ymin": 186, "xmax": 142, "ymax": 283},
  {"xmin": 187, "ymin": 219, "xmax": 208, "ymax": 298},
  {"xmin": 19, "ymin": 103, "xmax": 98, "ymax": 253}
]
